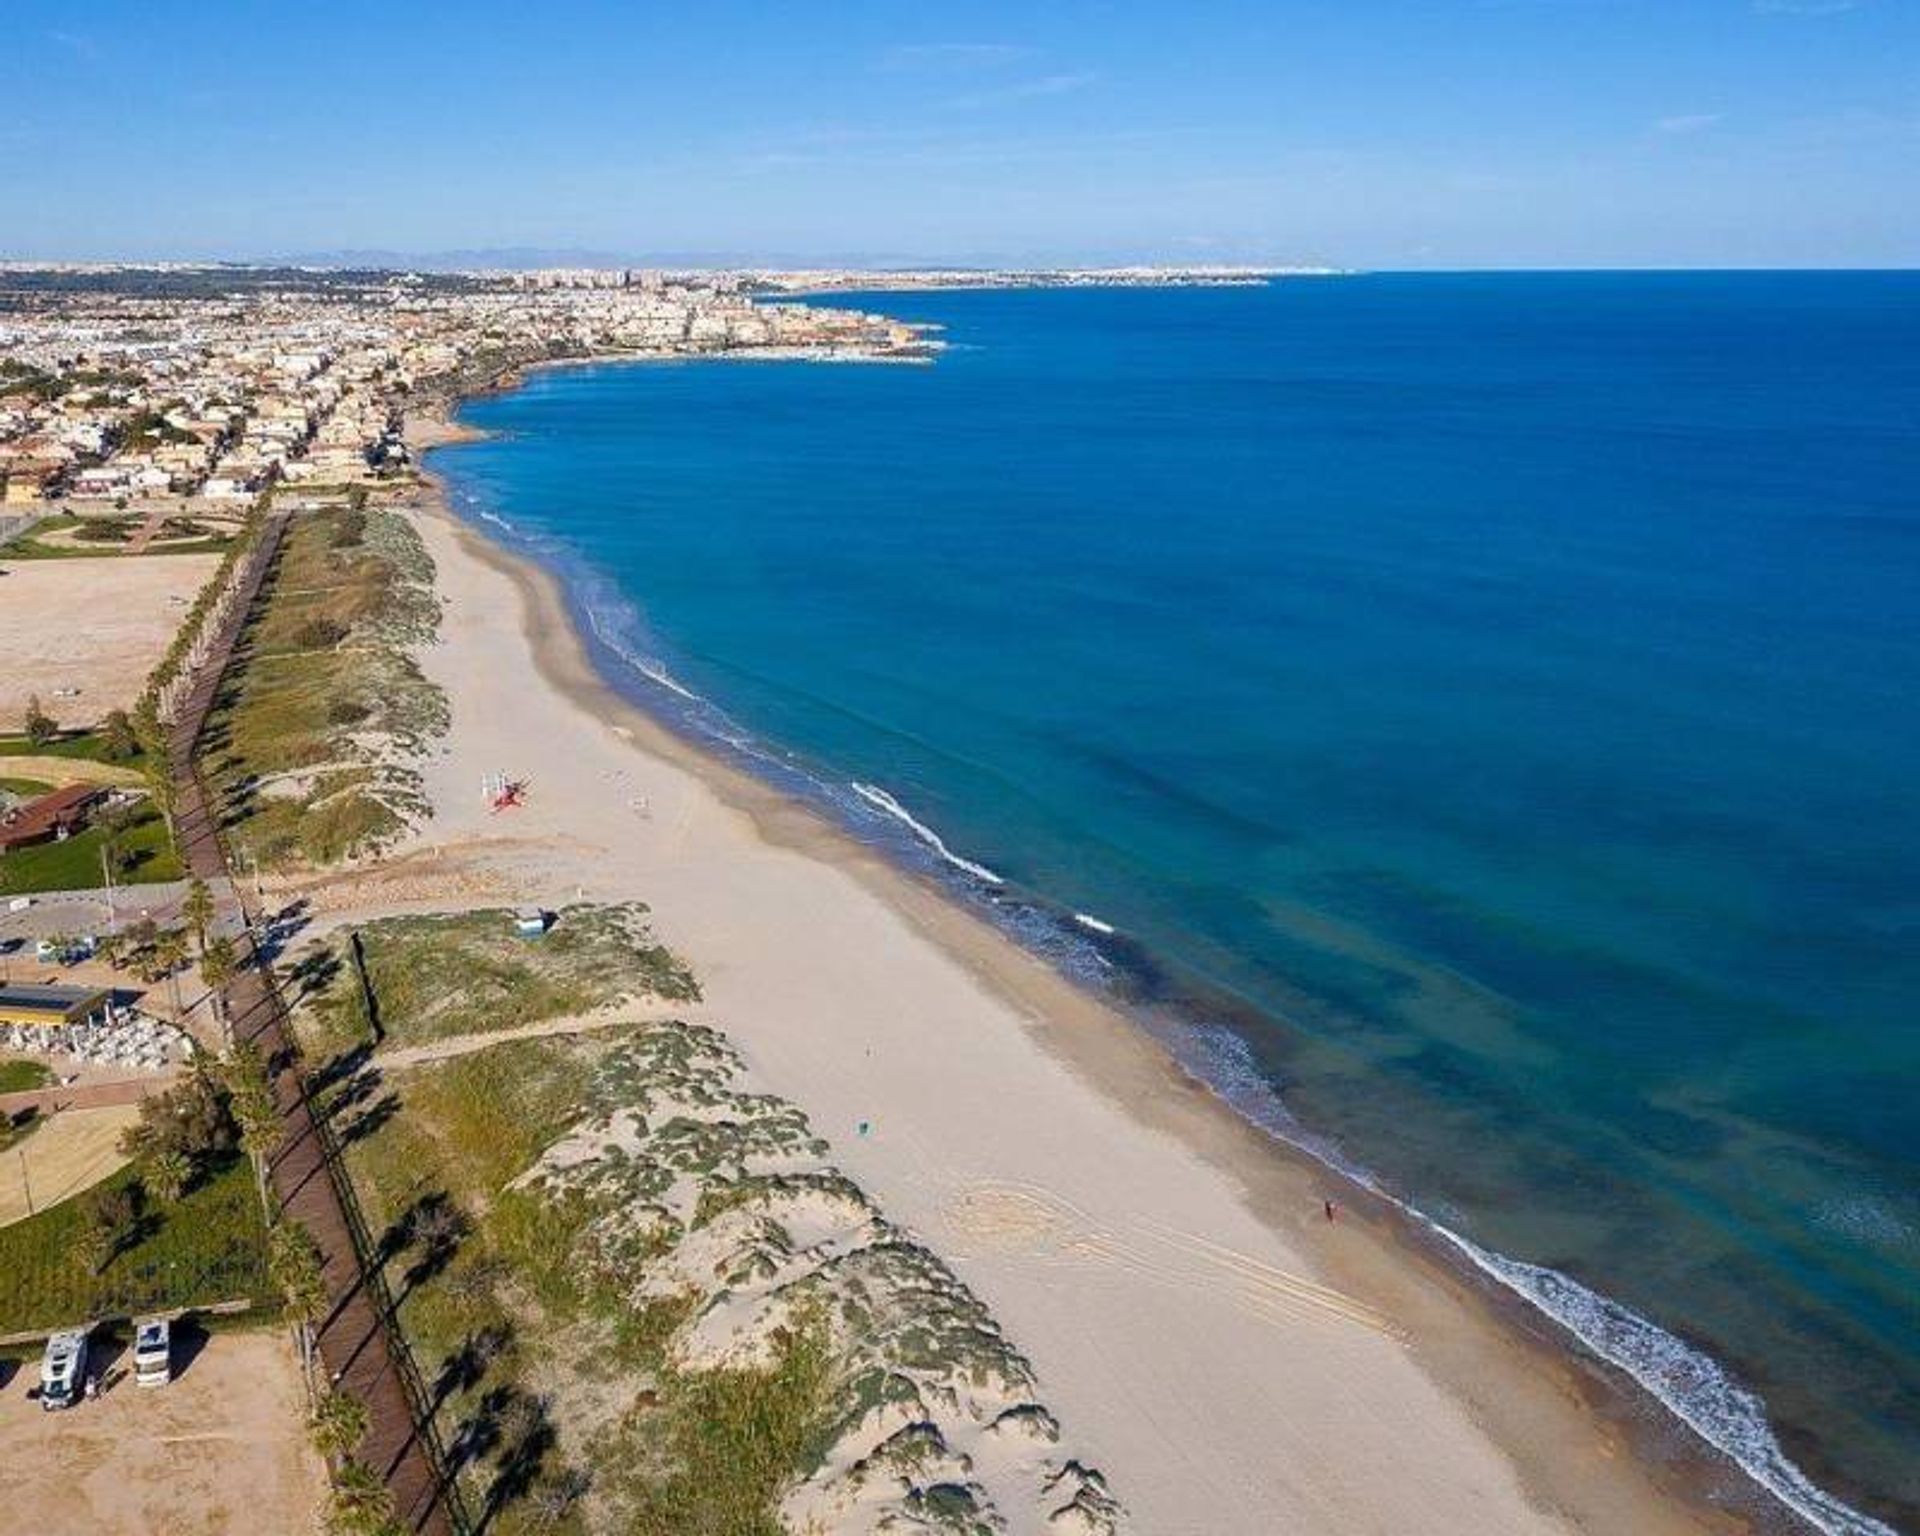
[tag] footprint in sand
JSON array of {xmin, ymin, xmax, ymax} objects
[{"xmin": 944, "ymin": 1181, "xmax": 1081, "ymax": 1257}]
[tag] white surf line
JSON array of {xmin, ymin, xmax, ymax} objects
[
  {"xmin": 582, "ymin": 599, "xmax": 702, "ymax": 703},
  {"xmin": 851, "ymin": 782, "xmax": 1006, "ymax": 885},
  {"xmin": 1424, "ymin": 1225, "xmax": 1901, "ymax": 1536}
]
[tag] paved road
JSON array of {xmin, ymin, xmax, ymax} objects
[{"xmin": 0, "ymin": 881, "xmax": 192, "ymax": 948}]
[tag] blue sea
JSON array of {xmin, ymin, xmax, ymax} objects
[{"xmin": 432, "ymin": 273, "xmax": 1920, "ymax": 1533}]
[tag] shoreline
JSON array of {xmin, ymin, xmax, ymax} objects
[{"xmin": 401, "ymin": 403, "xmax": 1801, "ymax": 1535}]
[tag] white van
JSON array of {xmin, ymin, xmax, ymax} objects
[
  {"xmin": 40, "ymin": 1330, "xmax": 88, "ymax": 1411},
  {"xmin": 133, "ymin": 1317, "xmax": 171, "ymax": 1387}
]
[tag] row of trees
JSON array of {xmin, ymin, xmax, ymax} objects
[
  {"xmin": 119, "ymin": 504, "xmax": 429, "ymax": 1536},
  {"xmin": 19, "ymin": 696, "xmax": 142, "ymax": 758},
  {"xmin": 84, "ymin": 880, "xmax": 238, "ymax": 1027},
  {"xmin": 140, "ymin": 505, "xmax": 265, "ymax": 731}
]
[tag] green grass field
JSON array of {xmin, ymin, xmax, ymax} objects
[
  {"xmin": 0, "ymin": 1058, "xmax": 53, "ymax": 1094},
  {"xmin": 0, "ymin": 1158, "xmax": 271, "ymax": 1331},
  {"xmin": 0, "ymin": 730, "xmax": 150, "ymax": 770},
  {"xmin": 0, "ymin": 512, "xmax": 234, "ymax": 560},
  {"xmin": 0, "ymin": 805, "xmax": 182, "ymax": 896}
]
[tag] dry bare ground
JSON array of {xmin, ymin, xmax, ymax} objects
[
  {"xmin": 0, "ymin": 1104, "xmax": 139, "ymax": 1226},
  {"xmin": 0, "ymin": 1329, "xmax": 327, "ymax": 1535},
  {"xmin": 0, "ymin": 554, "xmax": 219, "ymax": 727}
]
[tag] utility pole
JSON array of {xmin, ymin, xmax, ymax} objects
[{"xmin": 100, "ymin": 842, "xmax": 117, "ymax": 937}]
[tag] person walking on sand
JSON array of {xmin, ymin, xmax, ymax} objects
[{"xmin": 1324, "ymin": 1199, "xmax": 1337, "ymax": 1223}]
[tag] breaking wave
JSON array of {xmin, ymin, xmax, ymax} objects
[{"xmin": 848, "ymin": 782, "xmax": 1006, "ymax": 885}]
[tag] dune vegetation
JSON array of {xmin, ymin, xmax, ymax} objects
[
  {"xmin": 293, "ymin": 905, "xmax": 1117, "ymax": 1536},
  {"xmin": 202, "ymin": 500, "xmax": 446, "ymax": 868}
]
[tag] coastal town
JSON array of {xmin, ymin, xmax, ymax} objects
[{"xmin": 0, "ymin": 266, "xmax": 942, "ymax": 523}]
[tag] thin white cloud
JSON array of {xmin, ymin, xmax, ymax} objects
[
  {"xmin": 945, "ymin": 71, "xmax": 1098, "ymax": 111},
  {"xmin": 1656, "ymin": 112, "xmax": 1723, "ymax": 134},
  {"xmin": 733, "ymin": 124, "xmax": 1197, "ymax": 177},
  {"xmin": 47, "ymin": 29, "xmax": 99, "ymax": 60}
]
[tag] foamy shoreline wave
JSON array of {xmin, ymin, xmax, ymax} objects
[
  {"xmin": 437, "ymin": 483, "xmax": 1893, "ymax": 1536},
  {"xmin": 850, "ymin": 781, "xmax": 1007, "ymax": 885}
]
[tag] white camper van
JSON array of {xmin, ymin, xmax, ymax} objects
[
  {"xmin": 40, "ymin": 1330, "xmax": 88, "ymax": 1411},
  {"xmin": 133, "ymin": 1316, "xmax": 172, "ymax": 1387}
]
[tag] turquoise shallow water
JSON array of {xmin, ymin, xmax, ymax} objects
[{"xmin": 433, "ymin": 274, "xmax": 1920, "ymax": 1531}]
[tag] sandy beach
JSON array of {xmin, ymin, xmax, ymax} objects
[{"xmin": 358, "ymin": 432, "xmax": 1754, "ymax": 1536}]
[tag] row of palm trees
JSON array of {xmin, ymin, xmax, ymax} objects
[{"xmin": 73, "ymin": 876, "xmax": 240, "ymax": 1035}]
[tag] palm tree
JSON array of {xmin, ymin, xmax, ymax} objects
[
  {"xmin": 151, "ymin": 928, "xmax": 189, "ymax": 1021},
  {"xmin": 268, "ymin": 1219, "xmax": 328, "ymax": 1389},
  {"xmin": 183, "ymin": 877, "xmax": 215, "ymax": 953},
  {"xmin": 225, "ymin": 1041, "xmax": 278, "ymax": 1176},
  {"xmin": 133, "ymin": 697, "xmax": 177, "ymax": 840},
  {"xmin": 238, "ymin": 1103, "xmax": 280, "ymax": 1208},
  {"xmin": 310, "ymin": 1387, "xmax": 371, "ymax": 1463},
  {"xmin": 200, "ymin": 934, "xmax": 239, "ymax": 1045},
  {"xmin": 143, "ymin": 753, "xmax": 177, "ymax": 840},
  {"xmin": 144, "ymin": 1147, "xmax": 192, "ymax": 1204},
  {"xmin": 327, "ymin": 1460, "xmax": 396, "ymax": 1535}
]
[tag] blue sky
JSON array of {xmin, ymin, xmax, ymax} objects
[{"xmin": 3, "ymin": 0, "xmax": 1916, "ymax": 267}]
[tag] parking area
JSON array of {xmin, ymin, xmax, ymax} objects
[{"xmin": 0, "ymin": 1326, "xmax": 326, "ymax": 1534}]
